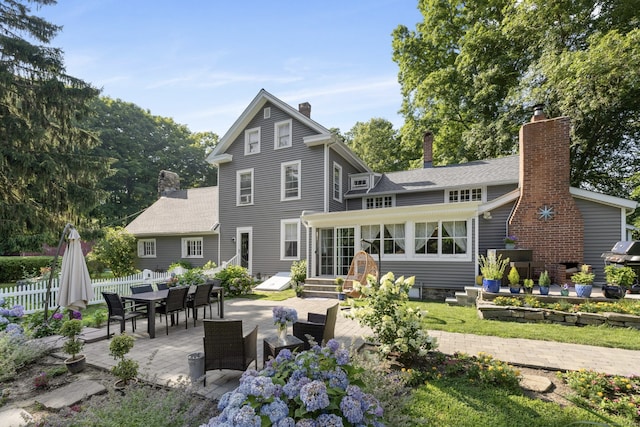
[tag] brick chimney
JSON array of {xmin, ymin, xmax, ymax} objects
[
  {"xmin": 423, "ymin": 131, "xmax": 433, "ymax": 168},
  {"xmin": 508, "ymin": 108, "xmax": 584, "ymax": 284},
  {"xmin": 158, "ymin": 170, "xmax": 180, "ymax": 197},
  {"xmin": 298, "ymin": 102, "xmax": 311, "ymax": 118}
]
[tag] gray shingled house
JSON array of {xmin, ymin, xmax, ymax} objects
[{"xmin": 126, "ymin": 90, "xmax": 637, "ymax": 294}]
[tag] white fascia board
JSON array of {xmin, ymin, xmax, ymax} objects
[
  {"xmin": 478, "ymin": 189, "xmax": 520, "ymax": 213},
  {"xmin": 301, "ymin": 202, "xmax": 482, "ymax": 228},
  {"xmin": 570, "ymin": 187, "xmax": 638, "ymax": 214},
  {"xmin": 206, "ymin": 153, "xmax": 233, "ymax": 165}
]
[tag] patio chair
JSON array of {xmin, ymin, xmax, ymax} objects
[
  {"xmin": 293, "ymin": 303, "xmax": 339, "ymax": 350},
  {"xmin": 202, "ymin": 319, "xmax": 258, "ymax": 386},
  {"xmin": 208, "ymin": 279, "xmax": 222, "ymax": 316},
  {"xmin": 186, "ymin": 282, "xmax": 214, "ymax": 326},
  {"xmin": 102, "ymin": 291, "xmax": 145, "ymax": 339},
  {"xmin": 130, "ymin": 284, "xmax": 154, "ymax": 313},
  {"xmin": 343, "ymin": 250, "xmax": 379, "ymax": 297},
  {"xmin": 156, "ymin": 282, "xmax": 169, "ymax": 290},
  {"xmin": 156, "ymin": 286, "xmax": 189, "ymax": 335}
]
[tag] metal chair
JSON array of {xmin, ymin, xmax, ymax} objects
[
  {"xmin": 156, "ymin": 286, "xmax": 189, "ymax": 335},
  {"xmin": 202, "ymin": 319, "xmax": 257, "ymax": 386},
  {"xmin": 293, "ymin": 303, "xmax": 339, "ymax": 350},
  {"xmin": 186, "ymin": 283, "xmax": 214, "ymax": 326},
  {"xmin": 102, "ymin": 291, "xmax": 144, "ymax": 339}
]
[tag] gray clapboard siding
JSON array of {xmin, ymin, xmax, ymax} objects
[{"xmin": 137, "ymin": 235, "xmax": 218, "ymax": 272}]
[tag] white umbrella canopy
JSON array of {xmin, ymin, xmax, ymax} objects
[{"xmin": 56, "ymin": 228, "xmax": 94, "ymax": 311}]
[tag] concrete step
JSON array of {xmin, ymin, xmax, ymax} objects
[
  {"xmin": 303, "ymin": 283, "xmax": 338, "ymax": 293},
  {"xmin": 302, "ymin": 289, "xmax": 340, "ymax": 299}
]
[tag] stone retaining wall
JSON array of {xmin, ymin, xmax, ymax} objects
[{"xmin": 477, "ymin": 302, "xmax": 640, "ymax": 330}]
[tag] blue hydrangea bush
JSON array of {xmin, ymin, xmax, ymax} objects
[
  {"xmin": 202, "ymin": 339, "xmax": 385, "ymax": 426},
  {"xmin": 0, "ymin": 296, "xmax": 24, "ymax": 334}
]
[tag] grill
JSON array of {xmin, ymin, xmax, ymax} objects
[{"xmin": 601, "ymin": 241, "xmax": 640, "ymax": 293}]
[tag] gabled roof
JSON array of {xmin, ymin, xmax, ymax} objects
[
  {"xmin": 345, "ymin": 155, "xmax": 519, "ymax": 197},
  {"xmin": 125, "ymin": 187, "xmax": 219, "ymax": 237},
  {"xmin": 206, "ymin": 89, "xmax": 370, "ymax": 172}
]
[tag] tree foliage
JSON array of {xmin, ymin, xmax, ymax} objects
[
  {"xmin": 89, "ymin": 227, "xmax": 137, "ymax": 277},
  {"xmin": 0, "ymin": 0, "xmax": 111, "ymax": 252},
  {"xmin": 81, "ymin": 97, "xmax": 218, "ymax": 227},
  {"xmin": 392, "ymin": 0, "xmax": 640, "ymax": 199},
  {"xmin": 345, "ymin": 118, "xmax": 414, "ymax": 172}
]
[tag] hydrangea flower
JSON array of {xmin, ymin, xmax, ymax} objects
[
  {"xmin": 202, "ymin": 340, "xmax": 384, "ymax": 426},
  {"xmin": 272, "ymin": 306, "xmax": 298, "ymax": 327}
]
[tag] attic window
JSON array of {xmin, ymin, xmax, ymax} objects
[
  {"xmin": 447, "ymin": 188, "xmax": 483, "ymax": 203},
  {"xmin": 244, "ymin": 127, "xmax": 260, "ymax": 155},
  {"xmin": 350, "ymin": 176, "xmax": 369, "ymax": 190},
  {"xmin": 264, "ymin": 107, "xmax": 271, "ymax": 119}
]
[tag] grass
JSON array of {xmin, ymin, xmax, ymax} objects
[
  {"xmin": 406, "ymin": 378, "xmax": 635, "ymax": 427},
  {"xmin": 413, "ymin": 301, "xmax": 640, "ymax": 350}
]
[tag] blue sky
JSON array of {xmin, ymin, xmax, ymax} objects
[{"xmin": 38, "ymin": 1, "xmax": 423, "ymax": 136}]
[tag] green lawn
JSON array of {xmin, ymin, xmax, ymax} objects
[{"xmin": 413, "ymin": 301, "xmax": 640, "ymax": 350}]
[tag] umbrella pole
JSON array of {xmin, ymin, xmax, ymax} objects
[{"xmin": 44, "ymin": 223, "xmax": 73, "ymax": 323}]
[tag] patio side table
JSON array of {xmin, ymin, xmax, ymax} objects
[{"xmin": 263, "ymin": 335, "xmax": 304, "ymax": 367}]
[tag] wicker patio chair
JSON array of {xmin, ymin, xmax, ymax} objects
[
  {"xmin": 102, "ymin": 291, "xmax": 144, "ymax": 339},
  {"xmin": 208, "ymin": 279, "xmax": 222, "ymax": 316},
  {"xmin": 130, "ymin": 283, "xmax": 154, "ymax": 313},
  {"xmin": 202, "ymin": 319, "xmax": 258, "ymax": 386},
  {"xmin": 343, "ymin": 250, "xmax": 379, "ymax": 297},
  {"xmin": 186, "ymin": 282, "xmax": 214, "ymax": 326},
  {"xmin": 156, "ymin": 286, "xmax": 189, "ymax": 335},
  {"xmin": 293, "ymin": 303, "xmax": 339, "ymax": 350},
  {"xmin": 156, "ymin": 282, "xmax": 169, "ymax": 290}
]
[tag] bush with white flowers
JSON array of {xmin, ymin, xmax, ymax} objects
[
  {"xmin": 201, "ymin": 339, "xmax": 384, "ymax": 426},
  {"xmin": 347, "ymin": 272, "xmax": 436, "ymax": 363}
]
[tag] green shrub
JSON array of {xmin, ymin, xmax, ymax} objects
[
  {"xmin": 0, "ymin": 330, "xmax": 48, "ymax": 381},
  {"xmin": 177, "ymin": 267, "xmax": 206, "ymax": 286},
  {"xmin": 0, "ymin": 256, "xmax": 53, "ymax": 282},
  {"xmin": 214, "ymin": 265, "xmax": 254, "ymax": 296},
  {"xmin": 347, "ymin": 272, "xmax": 437, "ymax": 364},
  {"xmin": 91, "ymin": 227, "xmax": 137, "ymax": 277}
]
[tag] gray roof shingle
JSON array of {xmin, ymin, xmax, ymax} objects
[
  {"xmin": 346, "ymin": 155, "xmax": 519, "ymax": 197},
  {"xmin": 125, "ymin": 186, "xmax": 218, "ymax": 236}
]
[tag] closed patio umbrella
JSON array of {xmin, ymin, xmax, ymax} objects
[{"xmin": 56, "ymin": 228, "xmax": 94, "ymax": 312}]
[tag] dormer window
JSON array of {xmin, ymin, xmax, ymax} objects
[
  {"xmin": 275, "ymin": 119, "xmax": 292, "ymax": 149},
  {"xmin": 350, "ymin": 175, "xmax": 369, "ymax": 190},
  {"xmin": 245, "ymin": 127, "xmax": 260, "ymax": 155}
]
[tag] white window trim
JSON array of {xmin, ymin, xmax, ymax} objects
[
  {"xmin": 413, "ymin": 219, "xmax": 471, "ymax": 260},
  {"xmin": 280, "ymin": 219, "xmax": 300, "ymax": 260},
  {"xmin": 244, "ymin": 127, "xmax": 261, "ymax": 155},
  {"xmin": 237, "ymin": 168, "xmax": 254, "ymax": 206},
  {"xmin": 181, "ymin": 237, "xmax": 204, "ymax": 258},
  {"xmin": 137, "ymin": 239, "xmax": 156, "ymax": 258},
  {"xmin": 350, "ymin": 175, "xmax": 370, "ymax": 190},
  {"xmin": 281, "ymin": 160, "xmax": 301, "ymax": 201},
  {"xmin": 362, "ymin": 195, "xmax": 395, "ymax": 209},
  {"xmin": 263, "ymin": 107, "xmax": 271, "ymax": 119},
  {"xmin": 446, "ymin": 187, "xmax": 485, "ymax": 203},
  {"xmin": 274, "ymin": 119, "xmax": 292, "ymax": 149},
  {"xmin": 333, "ymin": 162, "xmax": 343, "ymax": 203}
]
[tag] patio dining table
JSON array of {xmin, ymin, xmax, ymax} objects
[{"xmin": 122, "ymin": 286, "xmax": 224, "ymax": 338}]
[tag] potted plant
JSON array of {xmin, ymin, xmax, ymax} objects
[
  {"xmin": 479, "ymin": 253, "xmax": 509, "ymax": 293},
  {"xmin": 523, "ymin": 278, "xmax": 534, "ymax": 294},
  {"xmin": 289, "ymin": 260, "xmax": 306, "ymax": 297},
  {"xmin": 504, "ymin": 235, "xmax": 518, "ymax": 250},
  {"xmin": 571, "ymin": 264, "xmax": 595, "ymax": 298},
  {"xmin": 507, "ymin": 267, "xmax": 521, "ymax": 294},
  {"xmin": 109, "ymin": 333, "xmax": 139, "ymax": 389},
  {"xmin": 60, "ymin": 319, "xmax": 86, "ymax": 374},
  {"xmin": 560, "ymin": 283, "xmax": 571, "ymax": 296},
  {"xmin": 335, "ymin": 277, "xmax": 346, "ymax": 301},
  {"xmin": 538, "ymin": 270, "xmax": 551, "ymax": 295},
  {"xmin": 603, "ymin": 265, "xmax": 636, "ymax": 299}
]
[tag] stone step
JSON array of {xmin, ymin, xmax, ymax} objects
[
  {"xmin": 301, "ymin": 289, "xmax": 340, "ymax": 299},
  {"xmin": 303, "ymin": 283, "xmax": 338, "ymax": 293}
]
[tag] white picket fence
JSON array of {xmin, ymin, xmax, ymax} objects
[{"xmin": 0, "ymin": 270, "xmax": 172, "ymax": 314}]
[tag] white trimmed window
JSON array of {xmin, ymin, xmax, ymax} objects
[
  {"xmin": 281, "ymin": 219, "xmax": 300, "ymax": 260},
  {"xmin": 137, "ymin": 239, "xmax": 156, "ymax": 258},
  {"xmin": 447, "ymin": 188, "xmax": 483, "ymax": 203},
  {"xmin": 364, "ymin": 195, "xmax": 394, "ymax": 209},
  {"xmin": 382, "ymin": 223, "xmax": 406, "ymax": 254},
  {"xmin": 181, "ymin": 237, "xmax": 203, "ymax": 258},
  {"xmin": 281, "ymin": 160, "xmax": 301, "ymax": 201},
  {"xmin": 244, "ymin": 127, "xmax": 260, "ymax": 155},
  {"xmin": 333, "ymin": 162, "xmax": 342, "ymax": 202},
  {"xmin": 360, "ymin": 225, "xmax": 380, "ymax": 255},
  {"xmin": 274, "ymin": 119, "xmax": 292, "ymax": 149},
  {"xmin": 263, "ymin": 107, "xmax": 271, "ymax": 119},
  {"xmin": 414, "ymin": 220, "xmax": 468, "ymax": 256},
  {"xmin": 237, "ymin": 169, "xmax": 254, "ymax": 205},
  {"xmin": 350, "ymin": 175, "xmax": 369, "ymax": 190}
]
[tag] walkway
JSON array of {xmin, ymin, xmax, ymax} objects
[{"xmin": 72, "ymin": 297, "xmax": 638, "ymax": 400}]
